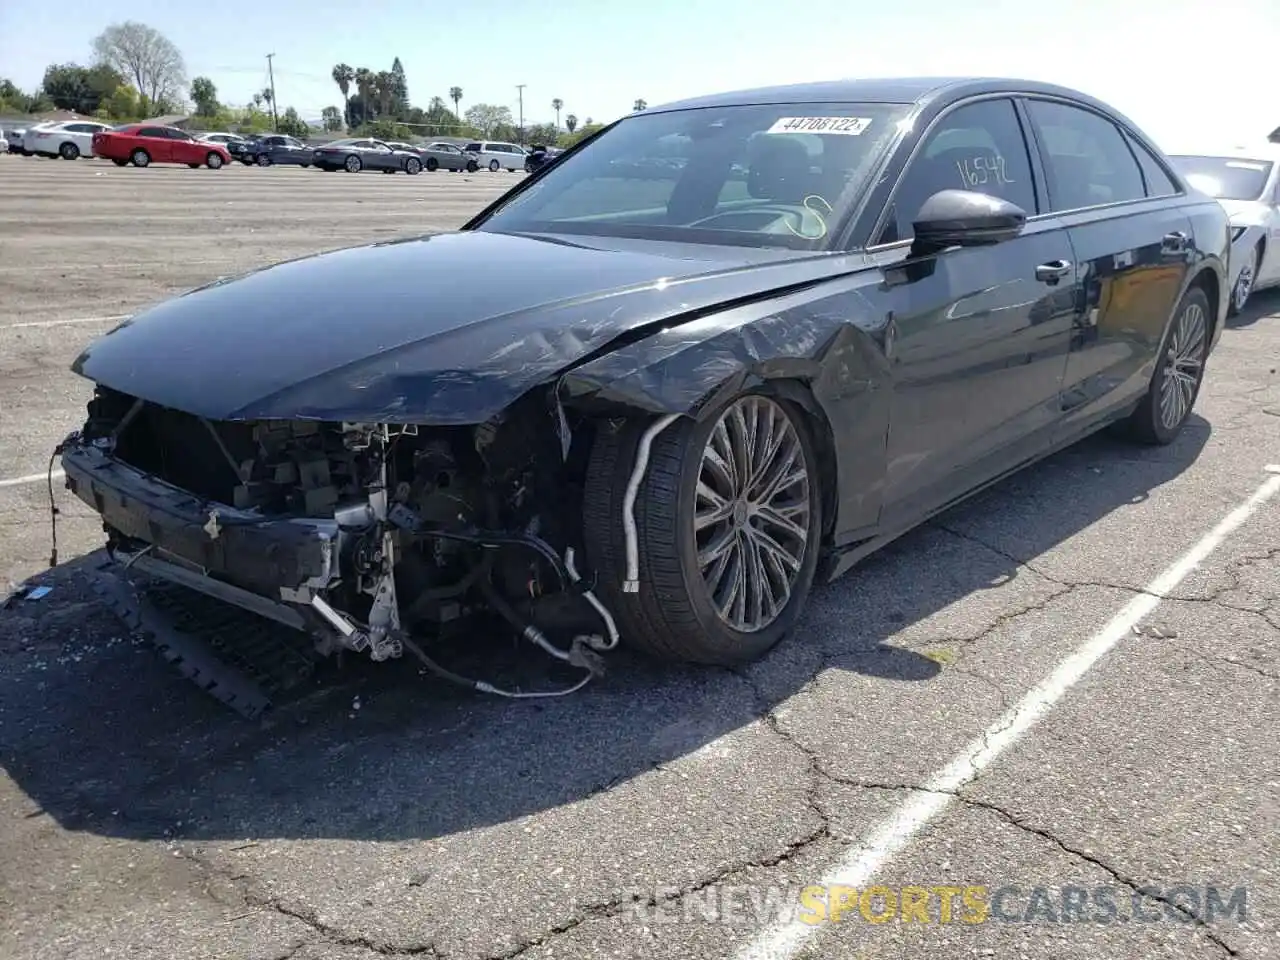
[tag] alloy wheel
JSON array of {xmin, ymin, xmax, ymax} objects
[
  {"xmin": 1159, "ymin": 299, "xmax": 1207, "ymax": 431},
  {"xmin": 1233, "ymin": 249, "xmax": 1257, "ymax": 312},
  {"xmin": 694, "ymin": 396, "xmax": 812, "ymax": 633}
]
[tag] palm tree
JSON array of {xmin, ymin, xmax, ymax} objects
[
  {"xmin": 332, "ymin": 63, "xmax": 354, "ymax": 127},
  {"xmin": 565, "ymin": 113, "xmax": 578, "ymax": 134},
  {"xmin": 633, "ymin": 99, "xmax": 647, "ymax": 112},
  {"xmin": 449, "ymin": 86, "xmax": 462, "ymax": 117},
  {"xmin": 354, "ymin": 68, "xmax": 373, "ymax": 124},
  {"xmin": 551, "ymin": 98, "xmax": 563, "ymax": 130}
]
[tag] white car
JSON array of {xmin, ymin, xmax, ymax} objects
[
  {"xmin": 26, "ymin": 120, "xmax": 114, "ymax": 160},
  {"xmin": 1169, "ymin": 147, "xmax": 1280, "ymax": 315},
  {"xmin": 461, "ymin": 139, "xmax": 527, "ymax": 172},
  {"xmin": 0, "ymin": 130, "xmax": 8, "ymax": 154},
  {"xmin": 198, "ymin": 132, "xmax": 245, "ymax": 147}
]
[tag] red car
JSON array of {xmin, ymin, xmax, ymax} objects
[{"xmin": 92, "ymin": 124, "xmax": 232, "ymax": 169}]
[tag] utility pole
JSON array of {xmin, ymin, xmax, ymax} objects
[
  {"xmin": 515, "ymin": 83, "xmax": 525, "ymax": 144},
  {"xmin": 266, "ymin": 53, "xmax": 279, "ymax": 132}
]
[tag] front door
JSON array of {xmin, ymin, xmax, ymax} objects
[
  {"xmin": 1021, "ymin": 97, "xmax": 1193, "ymax": 436},
  {"xmin": 873, "ymin": 96, "xmax": 1078, "ymax": 526}
]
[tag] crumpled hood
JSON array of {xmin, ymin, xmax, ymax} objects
[
  {"xmin": 1217, "ymin": 198, "xmax": 1270, "ymax": 226},
  {"xmin": 72, "ymin": 230, "xmax": 842, "ymax": 424}
]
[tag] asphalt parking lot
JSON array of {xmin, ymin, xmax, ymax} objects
[{"xmin": 1, "ymin": 157, "xmax": 1278, "ymax": 960}]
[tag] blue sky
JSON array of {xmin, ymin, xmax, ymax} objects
[{"xmin": 1, "ymin": 0, "xmax": 1276, "ymax": 149}]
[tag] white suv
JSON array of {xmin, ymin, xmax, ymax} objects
[{"xmin": 463, "ymin": 140, "xmax": 527, "ymax": 172}]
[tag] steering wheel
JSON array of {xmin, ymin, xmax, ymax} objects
[{"xmin": 686, "ymin": 203, "xmax": 827, "ymax": 238}]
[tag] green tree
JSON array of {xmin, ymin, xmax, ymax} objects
[
  {"xmin": 277, "ymin": 106, "xmax": 310, "ymax": 137},
  {"xmin": 633, "ymin": 99, "xmax": 647, "ymax": 111},
  {"xmin": 40, "ymin": 63, "xmax": 126, "ymax": 114},
  {"xmin": 551, "ymin": 98, "xmax": 563, "ymax": 130},
  {"xmin": 389, "ymin": 57, "xmax": 409, "ymax": 116},
  {"xmin": 101, "ymin": 84, "xmax": 141, "ymax": 120},
  {"xmin": 464, "ymin": 103, "xmax": 512, "ymax": 136},
  {"xmin": 351, "ymin": 68, "xmax": 374, "ymax": 126},
  {"xmin": 190, "ymin": 76, "xmax": 219, "ymax": 117},
  {"xmin": 559, "ymin": 122, "xmax": 604, "ymax": 148},
  {"xmin": 91, "ymin": 21, "xmax": 186, "ymax": 106},
  {"xmin": 321, "ymin": 105, "xmax": 343, "ymax": 132},
  {"xmin": 449, "ymin": 86, "xmax": 462, "ymax": 117},
  {"xmin": 525, "ymin": 122, "xmax": 558, "ymax": 146},
  {"xmin": 565, "ymin": 113, "xmax": 577, "ymax": 133},
  {"xmin": 374, "ymin": 70, "xmax": 395, "ymax": 118},
  {"xmin": 332, "ymin": 63, "xmax": 354, "ymax": 125}
]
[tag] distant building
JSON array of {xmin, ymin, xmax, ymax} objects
[{"xmin": 145, "ymin": 114, "xmax": 191, "ymax": 129}]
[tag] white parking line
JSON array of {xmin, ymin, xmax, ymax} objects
[
  {"xmin": 0, "ymin": 469, "xmax": 63, "ymax": 489},
  {"xmin": 735, "ymin": 466, "xmax": 1280, "ymax": 960},
  {"xmin": 3, "ymin": 314, "xmax": 128, "ymax": 330}
]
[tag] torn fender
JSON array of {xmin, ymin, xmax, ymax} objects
[{"xmin": 561, "ymin": 277, "xmax": 895, "ymax": 535}]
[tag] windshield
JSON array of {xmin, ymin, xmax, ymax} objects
[
  {"xmin": 475, "ymin": 102, "xmax": 910, "ymax": 250},
  {"xmin": 1169, "ymin": 155, "xmax": 1274, "ymax": 200}
]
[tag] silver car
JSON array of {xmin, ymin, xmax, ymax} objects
[
  {"xmin": 1170, "ymin": 146, "xmax": 1280, "ymax": 315},
  {"xmin": 311, "ymin": 138, "xmax": 424, "ymax": 174}
]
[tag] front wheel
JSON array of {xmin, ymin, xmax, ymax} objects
[
  {"xmin": 130, "ymin": 149, "xmax": 150, "ymax": 167},
  {"xmin": 1118, "ymin": 285, "xmax": 1210, "ymax": 445},
  {"xmin": 206, "ymin": 152, "xmax": 224, "ymax": 169},
  {"xmin": 1229, "ymin": 244, "xmax": 1259, "ymax": 317},
  {"xmin": 424, "ymin": 157, "xmax": 437, "ymax": 172},
  {"xmin": 111, "ymin": 158, "xmax": 128, "ymax": 167},
  {"xmin": 488, "ymin": 159, "xmax": 500, "ymax": 172},
  {"xmin": 256, "ymin": 154, "xmax": 271, "ymax": 167},
  {"xmin": 466, "ymin": 160, "xmax": 478, "ymax": 172},
  {"xmin": 405, "ymin": 157, "xmax": 422, "ymax": 175},
  {"xmin": 583, "ymin": 391, "xmax": 823, "ymax": 665}
]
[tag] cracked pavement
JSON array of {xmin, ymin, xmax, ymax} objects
[{"xmin": 1, "ymin": 160, "xmax": 1278, "ymax": 960}]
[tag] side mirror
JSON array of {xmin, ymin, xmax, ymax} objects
[{"xmin": 911, "ymin": 189, "xmax": 1027, "ymax": 255}]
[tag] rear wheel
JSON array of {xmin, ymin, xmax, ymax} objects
[
  {"xmin": 256, "ymin": 154, "xmax": 271, "ymax": 167},
  {"xmin": 130, "ymin": 149, "xmax": 150, "ymax": 167},
  {"xmin": 345, "ymin": 154, "xmax": 362, "ymax": 173},
  {"xmin": 583, "ymin": 391, "xmax": 823, "ymax": 665},
  {"xmin": 1119, "ymin": 285, "xmax": 1210, "ymax": 445},
  {"xmin": 59, "ymin": 142, "xmax": 79, "ymax": 160},
  {"xmin": 488, "ymin": 158, "xmax": 500, "ymax": 171}
]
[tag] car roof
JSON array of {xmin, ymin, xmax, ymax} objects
[
  {"xmin": 1168, "ymin": 144, "xmax": 1280, "ymax": 161},
  {"xmin": 647, "ymin": 76, "xmax": 1122, "ymax": 116}
]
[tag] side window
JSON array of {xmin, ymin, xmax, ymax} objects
[
  {"xmin": 1025, "ymin": 99, "xmax": 1146, "ymax": 211},
  {"xmin": 881, "ymin": 98, "xmax": 1036, "ymax": 244},
  {"xmin": 1124, "ymin": 133, "xmax": 1178, "ymax": 198},
  {"xmin": 138, "ymin": 127, "xmax": 164, "ymax": 138}
]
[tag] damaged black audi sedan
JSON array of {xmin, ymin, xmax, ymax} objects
[{"xmin": 61, "ymin": 77, "xmax": 1228, "ymax": 686}]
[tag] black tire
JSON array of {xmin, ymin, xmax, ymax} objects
[
  {"xmin": 406, "ymin": 157, "xmax": 422, "ymax": 175},
  {"xmin": 582, "ymin": 391, "xmax": 824, "ymax": 665},
  {"xmin": 425, "ymin": 157, "xmax": 438, "ymax": 172},
  {"xmin": 466, "ymin": 160, "xmax": 478, "ymax": 172},
  {"xmin": 256, "ymin": 154, "xmax": 271, "ymax": 167},
  {"xmin": 1118, "ymin": 284, "xmax": 1211, "ymax": 445},
  {"xmin": 187, "ymin": 163, "xmax": 200, "ymax": 168},
  {"xmin": 488, "ymin": 158, "xmax": 500, "ymax": 172},
  {"xmin": 345, "ymin": 154, "xmax": 361, "ymax": 173},
  {"xmin": 206, "ymin": 152, "xmax": 223, "ymax": 169},
  {"xmin": 111, "ymin": 158, "xmax": 128, "ymax": 166},
  {"xmin": 59, "ymin": 142, "xmax": 79, "ymax": 160},
  {"xmin": 130, "ymin": 149, "xmax": 150, "ymax": 167}
]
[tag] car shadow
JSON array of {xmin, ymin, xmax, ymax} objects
[
  {"xmin": 0, "ymin": 416, "xmax": 1210, "ymax": 843},
  {"xmin": 1226, "ymin": 287, "xmax": 1280, "ymax": 329}
]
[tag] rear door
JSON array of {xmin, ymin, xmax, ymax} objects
[
  {"xmin": 1020, "ymin": 97, "xmax": 1193, "ymax": 437},
  {"xmin": 871, "ymin": 96, "xmax": 1079, "ymax": 525},
  {"xmin": 136, "ymin": 126, "xmax": 172, "ymax": 162}
]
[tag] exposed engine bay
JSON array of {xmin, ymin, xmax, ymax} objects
[{"xmin": 60, "ymin": 385, "xmax": 627, "ymax": 700}]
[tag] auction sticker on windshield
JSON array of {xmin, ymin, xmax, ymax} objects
[{"xmin": 766, "ymin": 117, "xmax": 873, "ymax": 135}]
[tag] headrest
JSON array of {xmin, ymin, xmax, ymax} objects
[{"xmin": 748, "ymin": 136, "xmax": 813, "ymax": 202}]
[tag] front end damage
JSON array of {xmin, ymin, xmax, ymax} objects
[{"xmin": 60, "ymin": 384, "xmax": 625, "ymax": 707}]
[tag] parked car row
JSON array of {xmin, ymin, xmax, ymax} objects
[{"xmin": 2, "ymin": 123, "xmax": 538, "ymax": 176}]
